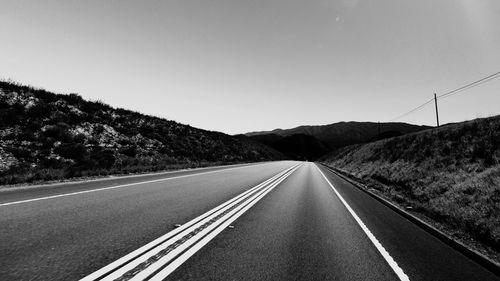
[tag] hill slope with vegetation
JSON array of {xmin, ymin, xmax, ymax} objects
[
  {"xmin": 321, "ymin": 116, "xmax": 500, "ymax": 256},
  {"xmin": 0, "ymin": 81, "xmax": 283, "ymax": 185},
  {"xmin": 246, "ymin": 122, "xmax": 430, "ymax": 161},
  {"xmin": 246, "ymin": 121, "xmax": 430, "ymax": 148}
]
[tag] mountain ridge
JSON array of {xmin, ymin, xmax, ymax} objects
[{"xmin": 244, "ymin": 121, "xmax": 431, "ymax": 160}]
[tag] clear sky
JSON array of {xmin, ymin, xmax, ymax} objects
[{"xmin": 1, "ymin": 0, "xmax": 499, "ymax": 134}]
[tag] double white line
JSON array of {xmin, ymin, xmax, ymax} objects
[{"xmin": 81, "ymin": 163, "xmax": 302, "ymax": 281}]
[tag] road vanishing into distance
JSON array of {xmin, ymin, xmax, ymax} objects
[{"xmin": 1, "ymin": 161, "xmax": 499, "ymax": 281}]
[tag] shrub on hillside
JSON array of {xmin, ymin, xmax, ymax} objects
[
  {"xmin": 0, "ymin": 80, "xmax": 283, "ymax": 185},
  {"xmin": 54, "ymin": 143, "xmax": 87, "ymax": 161},
  {"xmin": 322, "ymin": 115, "xmax": 500, "ymax": 251}
]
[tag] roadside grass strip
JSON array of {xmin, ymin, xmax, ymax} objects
[
  {"xmin": 81, "ymin": 163, "xmax": 302, "ymax": 281},
  {"xmin": 315, "ymin": 164, "xmax": 410, "ymax": 281}
]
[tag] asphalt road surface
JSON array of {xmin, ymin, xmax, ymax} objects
[{"xmin": 0, "ymin": 161, "xmax": 498, "ymax": 280}]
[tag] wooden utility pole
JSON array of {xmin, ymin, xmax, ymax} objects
[{"xmin": 434, "ymin": 93, "xmax": 440, "ymax": 127}]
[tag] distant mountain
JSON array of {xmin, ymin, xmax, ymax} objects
[
  {"xmin": 246, "ymin": 121, "xmax": 431, "ymax": 149},
  {"xmin": 0, "ymin": 81, "xmax": 283, "ymax": 185},
  {"xmin": 243, "ymin": 133, "xmax": 330, "ymax": 161}
]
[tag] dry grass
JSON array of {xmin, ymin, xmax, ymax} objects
[{"xmin": 321, "ymin": 116, "xmax": 500, "ymax": 252}]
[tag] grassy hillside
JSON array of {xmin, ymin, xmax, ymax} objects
[
  {"xmin": 246, "ymin": 121, "xmax": 430, "ymax": 148},
  {"xmin": 0, "ymin": 81, "xmax": 283, "ymax": 185},
  {"xmin": 321, "ymin": 116, "xmax": 500, "ymax": 253}
]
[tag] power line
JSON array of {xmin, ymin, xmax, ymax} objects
[
  {"xmin": 388, "ymin": 71, "xmax": 500, "ymax": 122},
  {"xmin": 437, "ymin": 71, "xmax": 500, "ymax": 100},
  {"xmin": 389, "ymin": 98, "xmax": 434, "ymax": 122}
]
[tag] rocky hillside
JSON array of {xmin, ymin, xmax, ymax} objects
[
  {"xmin": 321, "ymin": 116, "xmax": 500, "ymax": 253},
  {"xmin": 0, "ymin": 81, "xmax": 283, "ymax": 185}
]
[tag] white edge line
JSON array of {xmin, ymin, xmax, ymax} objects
[
  {"xmin": 141, "ymin": 163, "xmax": 302, "ymax": 280},
  {"xmin": 0, "ymin": 162, "xmax": 258, "ymax": 192},
  {"xmin": 314, "ymin": 164, "xmax": 410, "ymax": 281},
  {"xmin": 91, "ymin": 164, "xmax": 300, "ymax": 281},
  {"xmin": 0, "ymin": 162, "xmax": 284, "ymax": 207}
]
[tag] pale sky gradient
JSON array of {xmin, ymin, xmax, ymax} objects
[{"xmin": 1, "ymin": 0, "xmax": 499, "ymax": 134}]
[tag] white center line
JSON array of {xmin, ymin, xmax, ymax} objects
[
  {"xmin": 80, "ymin": 163, "xmax": 302, "ymax": 281},
  {"xmin": 0, "ymin": 162, "xmax": 278, "ymax": 207},
  {"xmin": 315, "ymin": 164, "xmax": 410, "ymax": 281}
]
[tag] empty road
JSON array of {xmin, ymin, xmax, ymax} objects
[{"xmin": 0, "ymin": 161, "xmax": 498, "ymax": 280}]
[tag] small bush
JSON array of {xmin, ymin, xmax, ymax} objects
[{"xmin": 54, "ymin": 143, "xmax": 87, "ymax": 161}]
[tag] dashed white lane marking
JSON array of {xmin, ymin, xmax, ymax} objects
[
  {"xmin": 0, "ymin": 162, "xmax": 281, "ymax": 207},
  {"xmin": 315, "ymin": 164, "xmax": 410, "ymax": 281}
]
